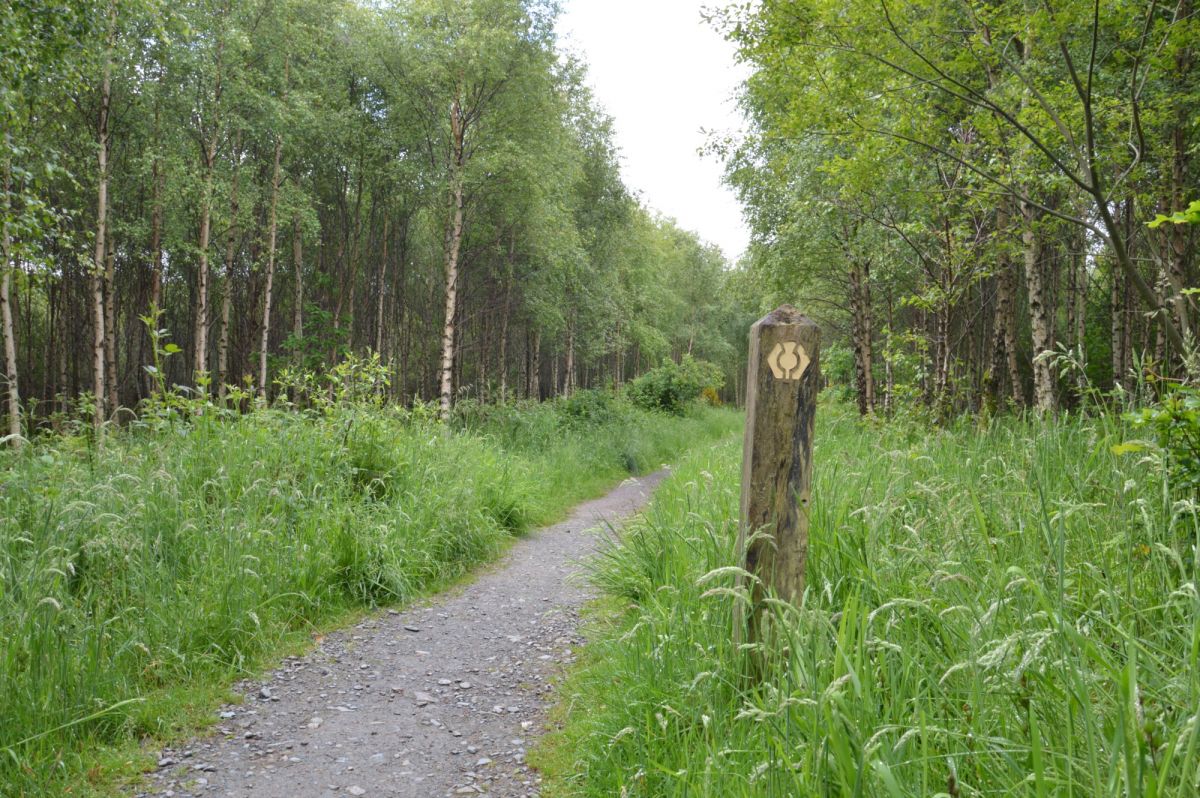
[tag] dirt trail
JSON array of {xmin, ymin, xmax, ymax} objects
[{"xmin": 136, "ymin": 471, "xmax": 666, "ymax": 798}]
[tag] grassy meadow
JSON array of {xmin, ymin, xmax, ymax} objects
[
  {"xmin": 537, "ymin": 401, "xmax": 1200, "ymax": 797},
  {"xmin": 0, "ymin": 396, "xmax": 740, "ymax": 795}
]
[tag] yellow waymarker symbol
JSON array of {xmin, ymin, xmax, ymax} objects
[{"xmin": 767, "ymin": 341, "xmax": 809, "ymax": 382}]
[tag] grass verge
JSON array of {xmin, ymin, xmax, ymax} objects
[
  {"xmin": 0, "ymin": 399, "xmax": 740, "ymax": 795},
  {"xmin": 535, "ymin": 401, "xmax": 1200, "ymax": 797}
]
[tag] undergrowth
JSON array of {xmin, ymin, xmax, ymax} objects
[
  {"xmin": 537, "ymin": 401, "xmax": 1200, "ymax": 797},
  {"xmin": 0, "ymin": 398, "xmax": 740, "ymax": 795}
]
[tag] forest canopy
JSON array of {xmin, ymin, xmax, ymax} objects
[
  {"xmin": 0, "ymin": 0, "xmax": 755, "ymax": 441},
  {"xmin": 715, "ymin": 0, "xmax": 1198, "ymax": 417}
]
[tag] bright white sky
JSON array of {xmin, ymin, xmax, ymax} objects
[{"xmin": 556, "ymin": 0, "xmax": 751, "ymax": 263}]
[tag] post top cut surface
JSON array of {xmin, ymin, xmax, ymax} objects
[{"xmin": 755, "ymin": 304, "xmax": 818, "ymax": 329}]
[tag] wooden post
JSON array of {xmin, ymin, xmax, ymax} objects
[{"xmin": 736, "ymin": 305, "xmax": 820, "ymax": 642}]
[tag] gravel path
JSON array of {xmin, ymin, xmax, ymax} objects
[{"xmin": 135, "ymin": 471, "xmax": 666, "ymax": 798}]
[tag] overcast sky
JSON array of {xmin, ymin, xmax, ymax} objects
[{"xmin": 556, "ymin": 0, "xmax": 751, "ymax": 263}]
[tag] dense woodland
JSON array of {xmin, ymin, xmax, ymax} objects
[
  {"xmin": 6, "ymin": 3, "xmax": 1200, "ymax": 794},
  {"xmin": 716, "ymin": 0, "xmax": 1198, "ymax": 417},
  {"xmin": 1, "ymin": 0, "xmax": 754, "ymax": 441},
  {"xmin": 7, "ymin": 0, "xmax": 1192, "ymax": 442}
]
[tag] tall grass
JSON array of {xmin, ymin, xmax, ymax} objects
[
  {"xmin": 538, "ymin": 402, "xmax": 1200, "ymax": 797},
  {"xmin": 0, "ymin": 399, "xmax": 740, "ymax": 795}
]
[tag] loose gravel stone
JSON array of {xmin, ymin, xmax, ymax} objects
[{"xmin": 134, "ymin": 473, "xmax": 664, "ymax": 798}]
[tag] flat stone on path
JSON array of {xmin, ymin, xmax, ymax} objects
[{"xmin": 134, "ymin": 472, "xmax": 666, "ymax": 798}]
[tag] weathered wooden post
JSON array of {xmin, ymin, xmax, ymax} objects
[{"xmin": 736, "ymin": 305, "xmax": 819, "ymax": 644}]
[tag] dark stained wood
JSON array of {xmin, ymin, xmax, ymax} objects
[{"xmin": 736, "ymin": 305, "xmax": 820, "ymax": 640}]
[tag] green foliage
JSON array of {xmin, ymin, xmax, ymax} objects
[
  {"xmin": 1126, "ymin": 383, "xmax": 1200, "ymax": 494},
  {"xmin": 327, "ymin": 351, "xmax": 390, "ymax": 406},
  {"xmin": 539, "ymin": 402, "xmax": 1200, "ymax": 796},
  {"xmin": 626, "ymin": 356, "xmax": 724, "ymax": 415},
  {"xmin": 557, "ymin": 389, "xmax": 619, "ymax": 429},
  {"xmin": 1149, "ymin": 199, "xmax": 1200, "ymax": 228},
  {"xmin": 716, "ymin": 0, "xmax": 1200, "ymax": 413},
  {"xmin": 818, "ymin": 343, "xmax": 856, "ymax": 402},
  {"xmin": 0, "ymin": 400, "xmax": 740, "ymax": 793},
  {"xmin": 1, "ymin": 0, "xmax": 757, "ymax": 429},
  {"xmin": 137, "ymin": 304, "xmax": 192, "ymax": 426}
]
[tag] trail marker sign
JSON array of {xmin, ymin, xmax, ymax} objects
[{"xmin": 736, "ymin": 305, "xmax": 820, "ymax": 643}]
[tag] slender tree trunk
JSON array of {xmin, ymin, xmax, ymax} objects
[
  {"xmin": 848, "ymin": 259, "xmax": 874, "ymax": 414},
  {"xmin": 529, "ymin": 329, "xmax": 540, "ymax": 400},
  {"xmin": 332, "ymin": 171, "xmax": 365, "ymax": 342},
  {"xmin": 438, "ymin": 97, "xmax": 466, "ymax": 422},
  {"xmin": 498, "ymin": 233, "xmax": 515, "ymax": 403},
  {"xmin": 375, "ymin": 216, "xmax": 389, "ymax": 355},
  {"xmin": 144, "ymin": 153, "xmax": 164, "ymax": 395},
  {"xmin": 988, "ymin": 202, "xmax": 1023, "ymax": 405},
  {"xmin": 194, "ymin": 139, "xmax": 218, "ymax": 383},
  {"xmin": 861, "ymin": 265, "xmax": 874, "ymax": 412},
  {"xmin": 523, "ymin": 329, "xmax": 531, "ymax": 399},
  {"xmin": 1112, "ymin": 262, "xmax": 1133, "ymax": 393},
  {"xmin": 1021, "ymin": 200, "xmax": 1055, "ymax": 412},
  {"xmin": 1110, "ymin": 267, "xmax": 1124, "ymax": 393},
  {"xmin": 1154, "ymin": 238, "xmax": 1169, "ymax": 367},
  {"xmin": 402, "ymin": 277, "xmax": 413, "ymax": 399},
  {"xmin": 563, "ymin": 323, "xmax": 575, "ymax": 396},
  {"xmin": 613, "ymin": 318, "xmax": 623, "ymax": 390},
  {"xmin": 1092, "ymin": 179, "xmax": 1185, "ymax": 358},
  {"xmin": 43, "ymin": 280, "xmax": 56, "ymax": 403},
  {"xmin": 1004, "ymin": 262, "xmax": 1024, "ymax": 405},
  {"xmin": 216, "ymin": 276, "xmax": 233, "ymax": 398},
  {"xmin": 980, "ymin": 31, "xmax": 1020, "ymax": 406},
  {"xmin": 933, "ymin": 301, "xmax": 950, "ymax": 407},
  {"xmin": 103, "ymin": 232, "xmax": 118, "ymax": 412},
  {"xmin": 1069, "ymin": 224, "xmax": 1088, "ymax": 399},
  {"xmin": 497, "ymin": 286, "xmax": 511, "ymax": 402},
  {"xmin": 1167, "ymin": 9, "xmax": 1193, "ymax": 361},
  {"xmin": 292, "ymin": 216, "xmax": 303, "ymax": 356},
  {"xmin": 259, "ymin": 126, "xmax": 285, "ymax": 397},
  {"xmin": 55, "ymin": 282, "xmax": 68, "ymax": 411},
  {"xmin": 454, "ymin": 298, "xmax": 464, "ymax": 397},
  {"xmin": 331, "ymin": 235, "xmax": 347, "ymax": 336},
  {"xmin": 1, "ymin": 152, "xmax": 19, "ymax": 445},
  {"xmin": 884, "ymin": 292, "xmax": 895, "ymax": 415},
  {"xmin": 393, "ymin": 227, "xmax": 408, "ymax": 393},
  {"xmin": 215, "ymin": 146, "xmax": 241, "ymax": 401},
  {"xmin": 91, "ymin": 14, "xmax": 114, "ymax": 432},
  {"xmin": 192, "ymin": 31, "xmax": 225, "ymax": 386}
]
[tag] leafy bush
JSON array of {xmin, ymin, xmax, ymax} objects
[
  {"xmin": 819, "ymin": 342, "xmax": 855, "ymax": 402},
  {"xmin": 626, "ymin": 356, "xmax": 724, "ymax": 414},
  {"xmin": 1125, "ymin": 382, "xmax": 1200, "ymax": 494},
  {"xmin": 557, "ymin": 388, "xmax": 619, "ymax": 428}
]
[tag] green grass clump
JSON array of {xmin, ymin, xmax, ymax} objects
[
  {"xmin": 538, "ymin": 402, "xmax": 1200, "ymax": 797},
  {"xmin": 0, "ymin": 400, "xmax": 740, "ymax": 795}
]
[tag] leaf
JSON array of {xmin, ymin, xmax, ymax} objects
[
  {"xmin": 1110, "ymin": 442, "xmax": 1145, "ymax": 456},
  {"xmin": 1148, "ymin": 199, "xmax": 1200, "ymax": 228}
]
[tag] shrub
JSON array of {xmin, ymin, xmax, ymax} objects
[
  {"xmin": 557, "ymin": 389, "xmax": 619, "ymax": 428},
  {"xmin": 1125, "ymin": 382, "xmax": 1200, "ymax": 494},
  {"xmin": 626, "ymin": 355, "xmax": 724, "ymax": 414},
  {"xmin": 819, "ymin": 342, "xmax": 856, "ymax": 403}
]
